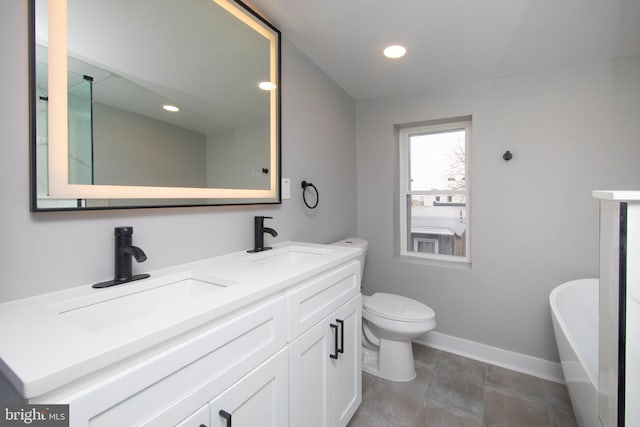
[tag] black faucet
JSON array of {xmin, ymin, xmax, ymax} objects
[
  {"xmin": 92, "ymin": 227, "xmax": 150, "ymax": 288},
  {"xmin": 248, "ymin": 216, "xmax": 278, "ymax": 253}
]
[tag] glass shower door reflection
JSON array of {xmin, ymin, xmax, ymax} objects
[{"xmin": 67, "ymin": 71, "xmax": 94, "ymax": 186}]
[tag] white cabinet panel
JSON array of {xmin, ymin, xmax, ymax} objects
[
  {"xmin": 598, "ymin": 199, "xmax": 640, "ymax": 427},
  {"xmin": 599, "ymin": 200, "xmax": 620, "ymax": 427},
  {"xmin": 175, "ymin": 404, "xmax": 208, "ymax": 427},
  {"xmin": 288, "ymin": 315, "xmax": 330, "ymax": 427},
  {"xmin": 627, "ymin": 295, "xmax": 640, "ymax": 427},
  {"xmin": 625, "ymin": 204, "xmax": 640, "ymax": 427},
  {"xmin": 289, "ymin": 294, "xmax": 361, "ymax": 427},
  {"xmin": 209, "ymin": 349, "xmax": 288, "ymax": 427},
  {"xmin": 330, "ymin": 296, "xmax": 362, "ymax": 427},
  {"xmin": 174, "ymin": 349, "xmax": 288, "ymax": 427},
  {"xmin": 286, "ymin": 261, "xmax": 360, "ymax": 341}
]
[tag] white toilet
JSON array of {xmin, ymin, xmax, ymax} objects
[{"xmin": 332, "ymin": 238, "xmax": 437, "ymax": 382}]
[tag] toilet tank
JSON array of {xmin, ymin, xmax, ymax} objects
[{"xmin": 332, "ymin": 238, "xmax": 368, "ymax": 279}]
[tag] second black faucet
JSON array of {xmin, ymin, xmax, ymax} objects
[{"xmin": 248, "ymin": 216, "xmax": 278, "ymax": 253}]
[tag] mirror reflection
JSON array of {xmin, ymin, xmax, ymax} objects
[{"xmin": 31, "ymin": 0, "xmax": 280, "ymax": 210}]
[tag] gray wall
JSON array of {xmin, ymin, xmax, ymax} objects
[
  {"xmin": 206, "ymin": 125, "xmax": 270, "ymax": 190},
  {"xmin": 0, "ymin": 0, "xmax": 356, "ymax": 302},
  {"xmin": 93, "ymin": 103, "xmax": 207, "ymax": 187},
  {"xmin": 356, "ymin": 55, "xmax": 640, "ymax": 362}
]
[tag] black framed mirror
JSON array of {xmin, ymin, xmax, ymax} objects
[{"xmin": 30, "ymin": 0, "xmax": 281, "ymax": 211}]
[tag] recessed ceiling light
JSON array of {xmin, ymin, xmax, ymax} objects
[
  {"xmin": 383, "ymin": 45, "xmax": 407, "ymax": 59},
  {"xmin": 162, "ymin": 104, "xmax": 180, "ymax": 112},
  {"xmin": 259, "ymin": 81, "xmax": 277, "ymax": 91}
]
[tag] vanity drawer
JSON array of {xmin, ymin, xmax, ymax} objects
[
  {"xmin": 46, "ymin": 296, "xmax": 286, "ymax": 427},
  {"xmin": 286, "ymin": 260, "xmax": 360, "ymax": 341}
]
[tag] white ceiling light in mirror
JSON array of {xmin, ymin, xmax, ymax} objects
[
  {"xmin": 162, "ymin": 104, "xmax": 180, "ymax": 112},
  {"xmin": 259, "ymin": 81, "xmax": 277, "ymax": 91},
  {"xmin": 383, "ymin": 45, "xmax": 407, "ymax": 59}
]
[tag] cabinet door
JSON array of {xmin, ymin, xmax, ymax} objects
[
  {"xmin": 288, "ymin": 316, "xmax": 331, "ymax": 427},
  {"xmin": 209, "ymin": 348, "xmax": 288, "ymax": 427},
  {"xmin": 289, "ymin": 294, "xmax": 362, "ymax": 427},
  {"xmin": 329, "ymin": 294, "xmax": 362, "ymax": 427}
]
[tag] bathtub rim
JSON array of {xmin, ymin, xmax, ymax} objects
[{"xmin": 549, "ymin": 277, "xmax": 598, "ymax": 390}]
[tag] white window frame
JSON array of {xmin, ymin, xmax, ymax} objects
[{"xmin": 399, "ymin": 119, "xmax": 471, "ymax": 263}]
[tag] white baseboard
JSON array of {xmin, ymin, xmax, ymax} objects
[{"xmin": 414, "ymin": 331, "xmax": 565, "ymax": 384}]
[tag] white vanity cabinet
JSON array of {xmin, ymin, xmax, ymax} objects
[
  {"xmin": 0, "ymin": 242, "xmax": 363, "ymax": 427},
  {"xmin": 287, "ymin": 261, "xmax": 362, "ymax": 427}
]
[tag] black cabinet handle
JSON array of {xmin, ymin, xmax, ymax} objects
[
  {"xmin": 336, "ymin": 319, "xmax": 344, "ymax": 354},
  {"xmin": 219, "ymin": 409, "xmax": 232, "ymax": 427},
  {"xmin": 330, "ymin": 323, "xmax": 339, "ymax": 359}
]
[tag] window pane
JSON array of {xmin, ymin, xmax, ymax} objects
[
  {"xmin": 414, "ymin": 238, "xmax": 438, "ymax": 253},
  {"xmin": 406, "ymin": 195, "xmax": 467, "ymax": 257},
  {"xmin": 409, "ymin": 129, "xmax": 465, "ymax": 192}
]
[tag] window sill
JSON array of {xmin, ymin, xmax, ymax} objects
[{"xmin": 393, "ymin": 254, "xmax": 472, "ymax": 270}]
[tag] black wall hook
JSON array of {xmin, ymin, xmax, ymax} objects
[{"xmin": 503, "ymin": 150, "xmax": 513, "ymax": 161}]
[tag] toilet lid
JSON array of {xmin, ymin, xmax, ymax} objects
[{"xmin": 364, "ymin": 293, "xmax": 435, "ymax": 322}]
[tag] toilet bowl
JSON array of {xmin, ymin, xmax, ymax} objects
[
  {"xmin": 331, "ymin": 238, "xmax": 437, "ymax": 382},
  {"xmin": 362, "ymin": 293, "xmax": 436, "ymax": 381}
]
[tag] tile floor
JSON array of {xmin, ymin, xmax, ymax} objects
[{"xmin": 348, "ymin": 344, "xmax": 578, "ymax": 427}]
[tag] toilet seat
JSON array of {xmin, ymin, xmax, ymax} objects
[{"xmin": 364, "ymin": 292, "xmax": 435, "ymax": 323}]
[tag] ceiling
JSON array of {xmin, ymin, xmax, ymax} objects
[
  {"xmin": 36, "ymin": 0, "xmax": 275, "ymax": 136},
  {"xmin": 248, "ymin": 0, "xmax": 640, "ymax": 100}
]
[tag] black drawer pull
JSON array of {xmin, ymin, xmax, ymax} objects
[
  {"xmin": 330, "ymin": 323, "xmax": 339, "ymax": 359},
  {"xmin": 336, "ymin": 319, "xmax": 344, "ymax": 354},
  {"xmin": 219, "ymin": 409, "xmax": 232, "ymax": 427}
]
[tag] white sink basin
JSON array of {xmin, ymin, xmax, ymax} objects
[
  {"xmin": 55, "ymin": 271, "xmax": 236, "ymax": 332},
  {"xmin": 253, "ymin": 246, "xmax": 333, "ymax": 266}
]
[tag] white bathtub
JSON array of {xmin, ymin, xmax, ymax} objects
[{"xmin": 549, "ymin": 278, "xmax": 599, "ymax": 427}]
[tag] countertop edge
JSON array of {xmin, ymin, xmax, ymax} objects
[{"xmin": 593, "ymin": 190, "xmax": 640, "ymax": 201}]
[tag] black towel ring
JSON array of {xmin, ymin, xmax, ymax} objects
[{"xmin": 301, "ymin": 180, "xmax": 319, "ymax": 209}]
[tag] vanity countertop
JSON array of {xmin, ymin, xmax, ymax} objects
[{"xmin": 0, "ymin": 241, "xmax": 361, "ymax": 399}]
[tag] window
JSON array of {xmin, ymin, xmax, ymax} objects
[{"xmin": 398, "ymin": 118, "xmax": 471, "ymax": 263}]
